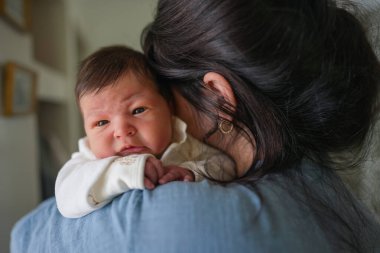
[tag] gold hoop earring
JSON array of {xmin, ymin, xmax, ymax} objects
[{"xmin": 218, "ymin": 119, "xmax": 233, "ymax": 134}]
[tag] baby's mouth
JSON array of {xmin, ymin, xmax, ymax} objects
[{"xmin": 117, "ymin": 146, "xmax": 148, "ymax": 156}]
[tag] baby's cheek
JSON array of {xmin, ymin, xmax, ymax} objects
[
  {"xmin": 92, "ymin": 145, "xmax": 114, "ymax": 159},
  {"xmin": 155, "ymin": 133, "xmax": 173, "ymax": 156},
  {"xmin": 154, "ymin": 140, "xmax": 170, "ymax": 157}
]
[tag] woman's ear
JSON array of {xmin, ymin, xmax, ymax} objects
[{"xmin": 203, "ymin": 72, "xmax": 237, "ymax": 107}]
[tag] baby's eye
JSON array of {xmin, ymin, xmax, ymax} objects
[
  {"xmin": 132, "ymin": 107, "xmax": 146, "ymax": 115},
  {"xmin": 96, "ymin": 120, "xmax": 109, "ymax": 127}
]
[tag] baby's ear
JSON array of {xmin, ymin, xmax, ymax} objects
[{"xmin": 203, "ymin": 72, "xmax": 236, "ymax": 108}]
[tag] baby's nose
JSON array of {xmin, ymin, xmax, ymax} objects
[{"xmin": 114, "ymin": 122, "xmax": 136, "ymax": 138}]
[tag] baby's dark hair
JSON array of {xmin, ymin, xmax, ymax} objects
[{"xmin": 75, "ymin": 45, "xmax": 163, "ymax": 102}]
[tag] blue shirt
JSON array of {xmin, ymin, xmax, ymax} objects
[{"xmin": 11, "ymin": 161, "xmax": 380, "ymax": 253}]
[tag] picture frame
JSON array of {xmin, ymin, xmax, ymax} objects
[
  {"xmin": 2, "ymin": 62, "xmax": 37, "ymax": 116},
  {"xmin": 0, "ymin": 0, "xmax": 31, "ymax": 31}
]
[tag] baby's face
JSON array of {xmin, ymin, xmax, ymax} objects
[{"xmin": 80, "ymin": 72, "xmax": 173, "ymax": 158}]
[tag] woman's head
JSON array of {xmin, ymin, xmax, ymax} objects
[{"xmin": 143, "ymin": 0, "xmax": 380, "ymax": 178}]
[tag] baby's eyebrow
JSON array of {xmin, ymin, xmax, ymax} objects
[{"xmin": 83, "ymin": 109, "xmax": 108, "ymax": 120}]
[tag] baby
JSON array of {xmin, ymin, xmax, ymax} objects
[{"xmin": 55, "ymin": 45, "xmax": 235, "ymax": 218}]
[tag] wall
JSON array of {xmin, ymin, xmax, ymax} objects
[
  {"xmin": 77, "ymin": 0, "xmax": 157, "ymax": 57},
  {"xmin": 0, "ymin": 19, "xmax": 41, "ymax": 253}
]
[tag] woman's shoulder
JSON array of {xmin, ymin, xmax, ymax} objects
[{"xmin": 11, "ymin": 177, "xmax": 336, "ymax": 253}]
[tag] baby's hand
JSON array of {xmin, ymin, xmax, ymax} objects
[
  {"xmin": 144, "ymin": 157, "xmax": 164, "ymax": 190},
  {"xmin": 159, "ymin": 165, "xmax": 195, "ymax": 185}
]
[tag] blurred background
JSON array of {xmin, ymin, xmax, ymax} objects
[{"xmin": 0, "ymin": 1, "xmax": 379, "ymax": 253}]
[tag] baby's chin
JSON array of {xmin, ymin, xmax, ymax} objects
[{"xmin": 94, "ymin": 151, "xmax": 117, "ymax": 159}]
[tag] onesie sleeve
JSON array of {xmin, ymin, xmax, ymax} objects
[
  {"xmin": 55, "ymin": 147, "xmax": 153, "ymax": 218},
  {"xmin": 90, "ymin": 155, "xmax": 153, "ymax": 205}
]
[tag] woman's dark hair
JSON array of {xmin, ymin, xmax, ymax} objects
[
  {"xmin": 142, "ymin": 0, "xmax": 380, "ymax": 174},
  {"xmin": 75, "ymin": 45, "xmax": 162, "ymax": 102},
  {"xmin": 142, "ymin": 0, "xmax": 380, "ymax": 251}
]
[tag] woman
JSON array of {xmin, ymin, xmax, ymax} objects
[
  {"xmin": 142, "ymin": 0, "xmax": 380, "ymax": 251},
  {"xmin": 11, "ymin": 0, "xmax": 380, "ymax": 252}
]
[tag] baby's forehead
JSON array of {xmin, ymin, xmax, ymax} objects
[
  {"xmin": 84, "ymin": 71, "xmax": 156, "ymax": 95},
  {"xmin": 81, "ymin": 74, "xmax": 161, "ymax": 106},
  {"xmin": 130, "ymin": 71, "xmax": 158, "ymax": 88}
]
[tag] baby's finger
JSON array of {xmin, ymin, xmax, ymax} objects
[
  {"xmin": 159, "ymin": 171, "xmax": 180, "ymax": 184},
  {"xmin": 145, "ymin": 162, "xmax": 158, "ymax": 184},
  {"xmin": 184, "ymin": 174, "xmax": 194, "ymax": 182},
  {"xmin": 144, "ymin": 177, "xmax": 156, "ymax": 190},
  {"xmin": 148, "ymin": 157, "xmax": 164, "ymax": 178}
]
